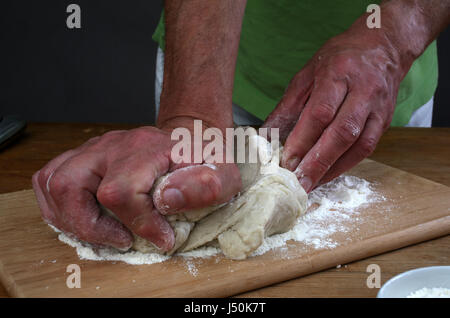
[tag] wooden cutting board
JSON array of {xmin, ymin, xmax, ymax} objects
[{"xmin": 0, "ymin": 159, "xmax": 449, "ymax": 297}]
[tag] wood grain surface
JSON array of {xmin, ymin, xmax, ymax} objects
[{"xmin": 0, "ymin": 124, "xmax": 449, "ymax": 297}]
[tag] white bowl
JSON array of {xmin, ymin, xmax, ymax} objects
[{"xmin": 378, "ymin": 266, "xmax": 450, "ymax": 298}]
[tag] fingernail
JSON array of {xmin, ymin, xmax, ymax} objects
[
  {"xmin": 285, "ymin": 157, "xmax": 300, "ymax": 171},
  {"xmin": 162, "ymin": 188, "xmax": 185, "ymax": 212},
  {"xmin": 299, "ymin": 176, "xmax": 313, "ymax": 193}
]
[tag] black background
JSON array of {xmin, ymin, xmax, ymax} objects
[{"xmin": 1, "ymin": 1, "xmax": 449, "ymax": 126}]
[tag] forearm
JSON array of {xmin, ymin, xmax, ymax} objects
[
  {"xmin": 158, "ymin": 0, "xmax": 247, "ymax": 132},
  {"xmin": 338, "ymin": 0, "xmax": 449, "ymax": 80},
  {"xmin": 380, "ymin": 0, "xmax": 450, "ymax": 71}
]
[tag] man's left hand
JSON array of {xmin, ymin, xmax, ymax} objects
[{"xmin": 263, "ymin": 20, "xmax": 407, "ymax": 193}]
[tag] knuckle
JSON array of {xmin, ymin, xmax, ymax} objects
[
  {"xmin": 307, "ymin": 155, "xmax": 333, "ymax": 177},
  {"xmin": 315, "ymin": 156, "xmax": 333, "ymax": 173},
  {"xmin": 358, "ymin": 136, "xmax": 378, "ymax": 157},
  {"xmin": 48, "ymin": 173, "xmax": 72, "ymax": 198},
  {"xmin": 310, "ymin": 103, "xmax": 336, "ymax": 127},
  {"xmin": 95, "ymin": 130, "xmax": 122, "ymax": 146},
  {"xmin": 123, "ymin": 127, "xmax": 155, "ymax": 149},
  {"xmin": 200, "ymin": 170, "xmax": 222, "ymax": 202},
  {"xmin": 133, "ymin": 127, "xmax": 153, "ymax": 140},
  {"xmin": 331, "ymin": 118, "xmax": 361, "ymax": 145},
  {"xmin": 97, "ymin": 182, "xmax": 128, "ymax": 208},
  {"xmin": 334, "ymin": 55, "xmax": 355, "ymax": 70}
]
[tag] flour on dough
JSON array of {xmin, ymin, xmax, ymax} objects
[{"xmin": 103, "ymin": 127, "xmax": 307, "ymax": 259}]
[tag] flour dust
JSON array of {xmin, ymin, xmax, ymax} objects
[{"xmin": 55, "ymin": 175, "xmax": 384, "ymax": 275}]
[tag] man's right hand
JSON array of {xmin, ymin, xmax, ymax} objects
[
  {"xmin": 34, "ymin": 0, "xmax": 249, "ymax": 252},
  {"xmin": 32, "ymin": 122, "xmax": 241, "ymax": 252}
]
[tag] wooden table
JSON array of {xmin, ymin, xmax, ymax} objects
[{"xmin": 0, "ymin": 123, "xmax": 449, "ymax": 297}]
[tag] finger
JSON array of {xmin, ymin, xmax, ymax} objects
[
  {"xmin": 48, "ymin": 152, "xmax": 134, "ymax": 250},
  {"xmin": 128, "ymin": 208, "xmax": 174, "ymax": 251},
  {"xmin": 153, "ymin": 163, "xmax": 242, "ymax": 215},
  {"xmin": 262, "ymin": 65, "xmax": 314, "ymax": 142},
  {"xmin": 34, "ymin": 148, "xmax": 83, "ymax": 226},
  {"xmin": 33, "ymin": 135, "xmax": 106, "ymax": 228},
  {"xmin": 317, "ymin": 113, "xmax": 385, "ymax": 185},
  {"xmin": 97, "ymin": 154, "xmax": 175, "ymax": 252},
  {"xmin": 32, "ymin": 170, "xmax": 56, "ymax": 225},
  {"xmin": 35, "ymin": 135, "xmax": 102, "ymax": 198},
  {"xmin": 294, "ymin": 93, "xmax": 370, "ymax": 192},
  {"xmin": 281, "ymin": 77, "xmax": 347, "ymax": 171}
]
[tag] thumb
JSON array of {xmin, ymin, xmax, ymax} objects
[{"xmin": 153, "ymin": 163, "xmax": 242, "ymax": 215}]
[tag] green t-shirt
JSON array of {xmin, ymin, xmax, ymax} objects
[{"xmin": 153, "ymin": 0, "xmax": 438, "ymax": 126}]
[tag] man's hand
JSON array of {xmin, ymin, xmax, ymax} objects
[
  {"xmin": 263, "ymin": 0, "xmax": 450, "ymax": 193},
  {"xmin": 264, "ymin": 27, "xmax": 401, "ymax": 193},
  {"xmin": 32, "ymin": 0, "xmax": 248, "ymax": 252},
  {"xmin": 32, "ymin": 122, "xmax": 241, "ymax": 252}
]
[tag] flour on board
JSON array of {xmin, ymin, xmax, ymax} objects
[{"xmin": 56, "ymin": 175, "xmax": 383, "ymax": 266}]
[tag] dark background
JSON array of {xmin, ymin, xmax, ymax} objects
[{"xmin": 1, "ymin": 1, "xmax": 449, "ymax": 126}]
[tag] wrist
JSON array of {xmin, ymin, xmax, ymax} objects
[
  {"xmin": 380, "ymin": 1, "xmax": 430, "ymax": 70},
  {"xmin": 343, "ymin": 3, "xmax": 424, "ymax": 79},
  {"xmin": 158, "ymin": 90, "xmax": 234, "ymax": 134},
  {"xmin": 157, "ymin": 113, "xmax": 233, "ymax": 135}
]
